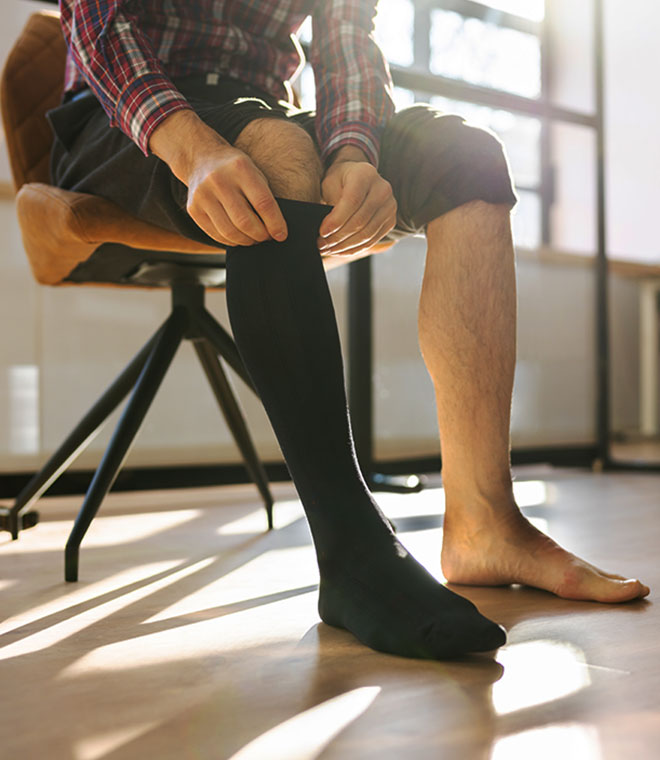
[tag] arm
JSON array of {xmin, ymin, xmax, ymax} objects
[
  {"xmin": 59, "ymin": 0, "xmax": 286, "ymax": 245},
  {"xmin": 310, "ymin": 1, "xmax": 395, "ymax": 167},
  {"xmin": 310, "ymin": 3, "xmax": 397, "ymax": 254},
  {"xmin": 60, "ymin": 0, "xmax": 191, "ymax": 154}
]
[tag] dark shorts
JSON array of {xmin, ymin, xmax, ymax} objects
[{"xmin": 48, "ymin": 75, "xmax": 517, "ymax": 248}]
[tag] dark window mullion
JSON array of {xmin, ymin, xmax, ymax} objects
[{"xmin": 390, "ymin": 65, "xmax": 595, "ymax": 127}]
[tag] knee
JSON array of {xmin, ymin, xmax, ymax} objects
[
  {"xmin": 447, "ymin": 118, "xmax": 513, "ymax": 190},
  {"xmin": 382, "ymin": 106, "xmax": 516, "ymax": 209},
  {"xmin": 389, "ymin": 106, "xmax": 510, "ymax": 171},
  {"xmin": 234, "ymin": 118, "xmax": 323, "ymax": 203}
]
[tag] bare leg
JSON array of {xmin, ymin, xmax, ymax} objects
[
  {"xmin": 420, "ymin": 201, "xmax": 649, "ymax": 603},
  {"xmin": 233, "ymin": 117, "xmax": 323, "ymax": 202}
]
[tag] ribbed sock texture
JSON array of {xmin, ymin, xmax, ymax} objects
[{"xmin": 225, "ymin": 197, "xmax": 506, "ymax": 659}]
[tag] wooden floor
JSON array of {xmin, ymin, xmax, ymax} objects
[{"xmin": 1, "ymin": 467, "xmax": 659, "ymax": 760}]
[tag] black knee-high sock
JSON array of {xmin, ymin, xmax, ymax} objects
[{"xmin": 225, "ymin": 198, "xmax": 505, "ymax": 659}]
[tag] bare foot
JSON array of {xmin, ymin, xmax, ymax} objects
[{"xmin": 441, "ymin": 507, "xmax": 650, "ymax": 603}]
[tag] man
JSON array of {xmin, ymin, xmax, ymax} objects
[{"xmin": 50, "ymin": 0, "xmax": 649, "ymax": 660}]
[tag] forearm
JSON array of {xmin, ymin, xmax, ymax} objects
[{"xmin": 149, "ymin": 110, "xmax": 231, "ymax": 184}]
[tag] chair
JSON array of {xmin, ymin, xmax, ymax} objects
[{"xmin": 0, "ymin": 11, "xmax": 277, "ymax": 582}]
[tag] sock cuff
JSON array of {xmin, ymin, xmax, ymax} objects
[
  {"xmin": 274, "ymin": 197, "xmax": 333, "ymax": 243},
  {"xmin": 275, "ymin": 197, "xmax": 332, "ymax": 227},
  {"xmin": 224, "ymin": 198, "xmax": 331, "ymax": 253}
]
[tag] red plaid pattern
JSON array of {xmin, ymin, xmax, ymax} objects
[{"xmin": 59, "ymin": 0, "xmax": 395, "ymax": 164}]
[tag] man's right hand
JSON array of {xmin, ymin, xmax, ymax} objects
[{"xmin": 149, "ymin": 109, "xmax": 288, "ymax": 246}]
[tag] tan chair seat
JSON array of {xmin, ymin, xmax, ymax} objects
[
  {"xmin": 16, "ymin": 183, "xmax": 224, "ymax": 285},
  {"xmin": 17, "ymin": 182, "xmax": 393, "ymax": 285}
]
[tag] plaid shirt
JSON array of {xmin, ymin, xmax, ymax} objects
[{"xmin": 59, "ymin": 0, "xmax": 395, "ymax": 166}]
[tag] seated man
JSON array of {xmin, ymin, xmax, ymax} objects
[{"xmin": 49, "ymin": 0, "xmax": 649, "ymax": 660}]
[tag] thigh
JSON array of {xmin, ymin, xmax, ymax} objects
[
  {"xmin": 378, "ymin": 104, "xmax": 518, "ymax": 238},
  {"xmin": 48, "ymin": 80, "xmax": 304, "ymax": 246}
]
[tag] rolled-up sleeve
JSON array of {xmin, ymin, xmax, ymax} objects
[
  {"xmin": 310, "ymin": 0, "xmax": 395, "ymax": 167},
  {"xmin": 59, "ymin": 0, "xmax": 192, "ymax": 154}
]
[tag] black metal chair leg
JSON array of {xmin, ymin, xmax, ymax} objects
[
  {"xmin": 1, "ymin": 325, "xmax": 165, "ymax": 540},
  {"xmin": 64, "ymin": 310, "xmax": 186, "ymax": 582},
  {"xmin": 193, "ymin": 339, "xmax": 274, "ymax": 530},
  {"xmin": 193, "ymin": 308, "xmax": 257, "ymax": 394}
]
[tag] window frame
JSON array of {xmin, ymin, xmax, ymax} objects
[{"xmin": 386, "ymin": 0, "xmax": 600, "ymax": 250}]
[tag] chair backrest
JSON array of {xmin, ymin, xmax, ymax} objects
[{"xmin": 1, "ymin": 12, "xmax": 66, "ymax": 191}]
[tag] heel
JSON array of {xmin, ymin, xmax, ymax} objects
[{"xmin": 317, "ymin": 580, "xmax": 345, "ymax": 629}]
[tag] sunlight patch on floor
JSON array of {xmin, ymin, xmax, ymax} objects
[
  {"xmin": 1, "ymin": 561, "xmax": 187, "ymax": 634},
  {"xmin": 144, "ymin": 545, "xmax": 319, "ymax": 624},
  {"xmin": 74, "ymin": 721, "xmax": 161, "ymax": 760},
  {"xmin": 0, "ymin": 509, "xmax": 202, "ymax": 553},
  {"xmin": 79, "ymin": 509, "xmax": 203, "ymax": 547},
  {"xmin": 228, "ymin": 687, "xmax": 381, "ymax": 760},
  {"xmin": 0, "ymin": 559, "xmax": 213, "ymax": 660},
  {"xmin": 218, "ymin": 499, "xmax": 306, "ymax": 535},
  {"xmin": 375, "ymin": 487, "xmax": 445, "ymax": 520},
  {"xmin": 61, "ymin": 591, "xmax": 314, "ymax": 675},
  {"xmin": 491, "ymin": 723, "xmax": 602, "ymax": 760},
  {"xmin": 493, "ymin": 639, "xmax": 591, "ymax": 715},
  {"xmin": 513, "ymin": 480, "xmax": 551, "ymax": 508}
]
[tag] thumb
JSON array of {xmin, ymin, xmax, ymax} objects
[{"xmin": 321, "ymin": 165, "xmax": 347, "ymax": 206}]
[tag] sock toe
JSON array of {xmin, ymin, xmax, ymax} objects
[
  {"xmin": 468, "ymin": 619, "xmax": 507, "ymax": 652},
  {"xmin": 422, "ymin": 612, "xmax": 506, "ymax": 659}
]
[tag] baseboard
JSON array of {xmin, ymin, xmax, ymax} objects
[{"xmin": 0, "ymin": 445, "xmax": 599, "ymax": 499}]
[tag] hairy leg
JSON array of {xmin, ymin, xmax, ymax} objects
[
  {"xmin": 224, "ymin": 119, "xmax": 506, "ymax": 657},
  {"xmin": 234, "ymin": 117, "xmax": 323, "ymax": 202},
  {"xmin": 420, "ymin": 200, "xmax": 649, "ymax": 603}
]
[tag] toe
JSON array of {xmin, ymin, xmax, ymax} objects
[
  {"xmin": 601, "ymin": 578, "xmax": 649, "ymax": 602},
  {"xmin": 424, "ymin": 614, "xmax": 506, "ymax": 659},
  {"xmin": 572, "ymin": 576, "xmax": 649, "ymax": 603},
  {"xmin": 452, "ymin": 617, "xmax": 506, "ymax": 655},
  {"xmin": 468, "ymin": 619, "xmax": 507, "ymax": 653},
  {"xmin": 615, "ymin": 579, "xmax": 649, "ymax": 602}
]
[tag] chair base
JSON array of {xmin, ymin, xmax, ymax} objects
[
  {"xmin": 0, "ymin": 509, "xmax": 39, "ymax": 540},
  {"xmin": 3, "ymin": 278, "xmax": 274, "ymax": 581}
]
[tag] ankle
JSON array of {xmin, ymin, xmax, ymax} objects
[{"xmin": 441, "ymin": 472, "xmax": 515, "ymax": 517}]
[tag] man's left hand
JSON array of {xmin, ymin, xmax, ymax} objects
[{"xmin": 318, "ymin": 147, "xmax": 397, "ymax": 256}]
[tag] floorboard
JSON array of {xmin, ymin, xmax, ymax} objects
[{"xmin": 1, "ymin": 467, "xmax": 658, "ymax": 759}]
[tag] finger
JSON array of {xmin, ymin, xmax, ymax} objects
[
  {"xmin": 189, "ymin": 185, "xmax": 259, "ymax": 246},
  {"xmin": 197, "ymin": 203, "xmax": 257, "ymax": 247},
  {"xmin": 319, "ymin": 182, "xmax": 394, "ymax": 249},
  {"xmin": 320, "ymin": 194, "xmax": 396, "ymax": 253},
  {"xmin": 321, "ymin": 210, "xmax": 396, "ymax": 257},
  {"xmin": 319, "ymin": 179, "xmax": 369, "ymax": 239},
  {"xmin": 190, "ymin": 209, "xmax": 238, "ymax": 246},
  {"xmin": 220, "ymin": 191, "xmax": 272, "ymax": 243},
  {"xmin": 241, "ymin": 172, "xmax": 288, "ymax": 241}
]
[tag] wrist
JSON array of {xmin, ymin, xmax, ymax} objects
[
  {"xmin": 329, "ymin": 145, "xmax": 370, "ymax": 166},
  {"xmin": 149, "ymin": 109, "xmax": 230, "ymax": 184}
]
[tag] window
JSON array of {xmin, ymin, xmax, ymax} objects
[
  {"xmin": 374, "ymin": 0, "xmax": 549, "ymax": 249},
  {"xmin": 374, "ymin": 0, "xmax": 415, "ymax": 67},
  {"xmin": 429, "ymin": 10, "xmax": 541, "ymax": 98},
  {"xmin": 295, "ymin": 1, "xmax": 599, "ymax": 255}
]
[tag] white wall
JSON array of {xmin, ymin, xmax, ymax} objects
[{"xmin": 605, "ymin": 0, "xmax": 660, "ymax": 264}]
